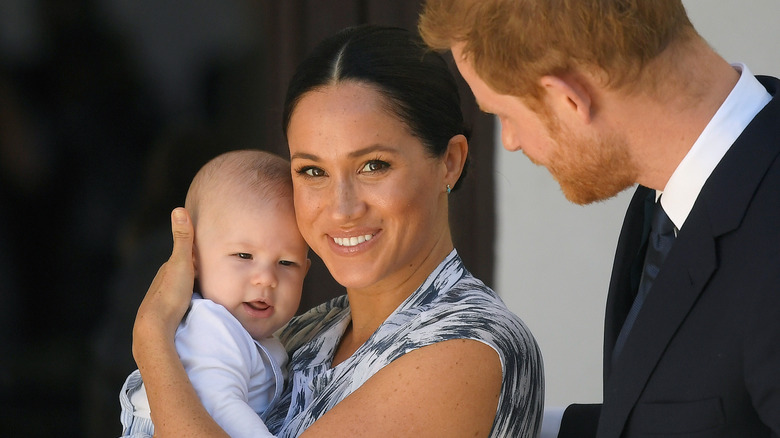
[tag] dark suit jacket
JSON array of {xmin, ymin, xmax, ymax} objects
[{"xmin": 560, "ymin": 76, "xmax": 780, "ymax": 437}]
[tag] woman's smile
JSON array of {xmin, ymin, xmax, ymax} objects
[{"xmin": 333, "ymin": 233, "xmax": 374, "ymax": 247}]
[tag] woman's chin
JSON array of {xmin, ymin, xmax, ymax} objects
[{"xmin": 327, "ymin": 267, "xmax": 379, "ymax": 291}]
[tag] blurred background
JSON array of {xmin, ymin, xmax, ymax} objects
[{"xmin": 0, "ymin": 1, "xmax": 496, "ymax": 436}]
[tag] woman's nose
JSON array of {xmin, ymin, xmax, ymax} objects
[{"xmin": 330, "ymin": 178, "xmax": 366, "ymax": 222}]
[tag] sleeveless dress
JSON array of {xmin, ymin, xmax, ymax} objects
[{"xmin": 265, "ymin": 250, "xmax": 544, "ymax": 437}]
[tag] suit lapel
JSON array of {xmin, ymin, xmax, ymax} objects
[
  {"xmin": 599, "ymin": 212, "xmax": 717, "ymax": 437},
  {"xmin": 598, "ymin": 76, "xmax": 780, "ymax": 437},
  {"xmin": 602, "ymin": 186, "xmax": 654, "ymax": 379}
]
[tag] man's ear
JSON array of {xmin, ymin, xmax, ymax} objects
[
  {"xmin": 443, "ymin": 134, "xmax": 469, "ymax": 188},
  {"xmin": 540, "ymin": 75, "xmax": 593, "ymax": 124}
]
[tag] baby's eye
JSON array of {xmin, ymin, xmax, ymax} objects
[
  {"xmin": 279, "ymin": 260, "xmax": 295, "ymax": 267},
  {"xmin": 235, "ymin": 253, "xmax": 252, "ymax": 260},
  {"xmin": 360, "ymin": 160, "xmax": 389, "ymax": 173}
]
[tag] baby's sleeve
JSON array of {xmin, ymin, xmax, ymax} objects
[{"xmin": 176, "ymin": 300, "xmax": 276, "ymax": 438}]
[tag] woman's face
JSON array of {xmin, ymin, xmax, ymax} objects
[{"xmin": 287, "ymin": 81, "xmax": 453, "ymax": 294}]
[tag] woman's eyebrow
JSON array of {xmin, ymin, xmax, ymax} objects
[
  {"xmin": 290, "ymin": 152, "xmax": 319, "ymax": 161},
  {"xmin": 291, "ymin": 144, "xmax": 396, "ymax": 162},
  {"xmin": 347, "ymin": 144, "xmax": 395, "ymax": 158}
]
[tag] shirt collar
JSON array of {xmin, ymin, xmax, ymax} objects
[{"xmin": 660, "ymin": 63, "xmax": 771, "ymax": 230}]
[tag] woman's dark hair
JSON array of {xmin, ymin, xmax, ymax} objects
[{"xmin": 282, "ymin": 24, "xmax": 469, "ymax": 190}]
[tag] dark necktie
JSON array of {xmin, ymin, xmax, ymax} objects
[{"xmin": 612, "ymin": 198, "xmax": 676, "ymax": 363}]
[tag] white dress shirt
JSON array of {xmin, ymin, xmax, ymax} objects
[{"xmin": 660, "ymin": 63, "xmax": 771, "ymax": 229}]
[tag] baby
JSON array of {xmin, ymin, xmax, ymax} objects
[{"xmin": 119, "ymin": 150, "xmax": 310, "ymax": 437}]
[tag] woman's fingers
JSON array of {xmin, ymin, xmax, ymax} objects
[
  {"xmin": 155, "ymin": 207, "xmax": 196, "ymax": 319},
  {"xmin": 155, "ymin": 207, "xmax": 195, "ymax": 318},
  {"xmin": 170, "ymin": 207, "xmax": 195, "ymax": 269}
]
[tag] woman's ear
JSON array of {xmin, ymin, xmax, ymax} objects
[
  {"xmin": 443, "ymin": 134, "xmax": 469, "ymax": 188},
  {"xmin": 539, "ymin": 74, "xmax": 593, "ymax": 124}
]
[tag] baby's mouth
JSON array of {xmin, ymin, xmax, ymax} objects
[{"xmin": 246, "ymin": 301, "xmax": 270, "ymax": 311}]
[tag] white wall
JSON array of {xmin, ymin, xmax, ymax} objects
[{"xmin": 495, "ymin": 0, "xmax": 780, "ymax": 408}]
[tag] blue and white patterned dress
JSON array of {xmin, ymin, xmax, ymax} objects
[{"xmin": 264, "ymin": 250, "xmax": 544, "ymax": 437}]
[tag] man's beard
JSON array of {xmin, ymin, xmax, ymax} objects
[{"xmin": 541, "ymin": 118, "xmax": 637, "ymax": 205}]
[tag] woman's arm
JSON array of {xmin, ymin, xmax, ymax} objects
[
  {"xmin": 134, "ymin": 209, "xmax": 503, "ymax": 437},
  {"xmin": 299, "ymin": 338, "xmax": 503, "ymax": 438},
  {"xmin": 132, "ymin": 208, "xmax": 228, "ymax": 437}
]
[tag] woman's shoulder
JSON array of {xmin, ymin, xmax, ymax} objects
[
  {"xmin": 384, "ymin": 254, "xmax": 539, "ymax": 367},
  {"xmin": 412, "ymin": 276, "xmax": 534, "ymax": 345},
  {"xmin": 412, "ymin": 257, "xmax": 524, "ymax": 327},
  {"xmin": 407, "ymin": 267, "xmax": 544, "ymax": 438}
]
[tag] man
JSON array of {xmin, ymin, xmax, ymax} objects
[{"xmin": 420, "ymin": 1, "xmax": 780, "ymax": 436}]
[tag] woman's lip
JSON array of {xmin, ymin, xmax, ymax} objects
[{"xmin": 328, "ymin": 230, "xmax": 380, "ymax": 253}]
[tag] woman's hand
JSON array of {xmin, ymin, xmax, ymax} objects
[
  {"xmin": 133, "ymin": 207, "xmax": 195, "ymax": 355},
  {"xmin": 130, "ymin": 208, "xmax": 228, "ymax": 437}
]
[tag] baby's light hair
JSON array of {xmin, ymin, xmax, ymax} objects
[{"xmin": 184, "ymin": 150, "xmax": 292, "ymax": 226}]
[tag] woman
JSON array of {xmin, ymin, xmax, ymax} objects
[{"xmin": 132, "ymin": 25, "xmax": 543, "ymax": 437}]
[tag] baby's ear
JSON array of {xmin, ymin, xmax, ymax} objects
[
  {"xmin": 192, "ymin": 242, "xmax": 202, "ymax": 293},
  {"xmin": 304, "ymin": 258, "xmax": 312, "ymax": 276},
  {"xmin": 191, "ymin": 243, "xmax": 200, "ymax": 278}
]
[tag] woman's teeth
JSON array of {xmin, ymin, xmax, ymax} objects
[{"xmin": 334, "ymin": 234, "xmax": 373, "ymax": 247}]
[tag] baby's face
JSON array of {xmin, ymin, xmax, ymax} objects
[{"xmin": 194, "ymin": 196, "xmax": 309, "ymax": 340}]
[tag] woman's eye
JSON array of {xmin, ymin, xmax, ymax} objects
[
  {"xmin": 236, "ymin": 253, "xmax": 252, "ymax": 260},
  {"xmin": 361, "ymin": 160, "xmax": 389, "ymax": 173},
  {"xmin": 298, "ymin": 166, "xmax": 326, "ymax": 177}
]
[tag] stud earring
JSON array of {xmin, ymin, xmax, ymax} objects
[{"xmin": 446, "ymin": 184, "xmax": 452, "ymax": 194}]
